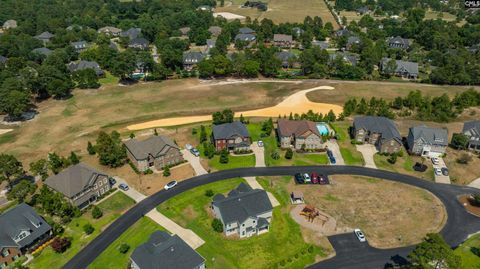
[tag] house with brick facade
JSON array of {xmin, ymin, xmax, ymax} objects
[
  {"xmin": 0, "ymin": 204, "xmax": 52, "ymax": 268},
  {"xmin": 212, "ymin": 121, "xmax": 251, "ymax": 151},
  {"xmin": 352, "ymin": 116, "xmax": 402, "ymax": 154},
  {"xmin": 276, "ymin": 119, "xmax": 325, "ymax": 150},
  {"xmin": 124, "ymin": 135, "xmax": 183, "ymax": 172}
]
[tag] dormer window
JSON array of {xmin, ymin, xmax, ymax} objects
[
  {"xmin": 14, "ymin": 230, "xmax": 30, "ymax": 242},
  {"xmin": 1, "ymin": 248, "xmax": 10, "ymax": 257}
]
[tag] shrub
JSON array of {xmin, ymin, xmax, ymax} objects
[
  {"xmin": 280, "ymin": 260, "xmax": 286, "ymax": 266},
  {"xmin": 285, "ymin": 148, "xmax": 293, "ymax": 159},
  {"xmin": 51, "ymin": 223, "xmax": 64, "ymax": 235},
  {"xmin": 163, "ymin": 166, "xmax": 171, "ymax": 177},
  {"xmin": 83, "ymin": 223, "xmax": 94, "ymax": 235},
  {"xmin": 287, "ymin": 258, "xmax": 292, "ymax": 263},
  {"xmin": 144, "ymin": 168, "xmax": 153, "ymax": 175},
  {"xmin": 118, "ymin": 243, "xmax": 130, "ymax": 254},
  {"xmin": 397, "ymin": 150, "xmax": 404, "ymax": 157},
  {"xmin": 387, "ymin": 153, "xmax": 397, "ymax": 164},
  {"xmin": 307, "ymin": 246, "xmax": 314, "ymax": 253},
  {"xmin": 212, "ymin": 218, "xmax": 224, "ymax": 233},
  {"xmin": 472, "ymin": 194, "xmax": 480, "ymax": 207},
  {"xmin": 457, "ymin": 153, "xmax": 473, "ymax": 164},
  {"xmin": 219, "ymin": 150, "xmax": 229, "ymax": 164},
  {"xmin": 205, "ymin": 189, "xmax": 214, "ymax": 197},
  {"xmin": 91, "ymin": 206, "xmax": 103, "ymax": 219},
  {"xmin": 87, "ymin": 141, "xmax": 96, "ymax": 155},
  {"xmin": 471, "ymin": 247, "xmax": 480, "ymax": 257},
  {"xmin": 51, "ymin": 237, "xmax": 71, "ymax": 253},
  {"xmin": 271, "ymin": 151, "xmax": 280, "ymax": 160}
]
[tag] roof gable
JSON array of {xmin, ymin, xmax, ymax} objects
[
  {"xmin": 354, "ymin": 116, "xmax": 401, "ymax": 143},
  {"xmin": 124, "ymin": 136, "xmax": 179, "ymax": 160},
  {"xmin": 277, "ymin": 119, "xmax": 322, "ymax": 138},
  {"xmin": 212, "ymin": 121, "xmax": 250, "ymax": 140},
  {"xmin": 45, "ymin": 163, "xmax": 107, "ymax": 197}
]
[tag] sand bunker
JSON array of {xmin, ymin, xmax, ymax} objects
[
  {"xmin": 127, "ymin": 85, "xmax": 342, "ymax": 130},
  {"xmin": 213, "ymin": 12, "xmax": 246, "ymax": 20},
  {"xmin": 0, "ymin": 129, "xmax": 13, "ymax": 135}
]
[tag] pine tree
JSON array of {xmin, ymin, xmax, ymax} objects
[
  {"xmin": 69, "ymin": 152, "xmax": 80, "ymax": 165},
  {"xmin": 87, "ymin": 141, "xmax": 96, "ymax": 155}
]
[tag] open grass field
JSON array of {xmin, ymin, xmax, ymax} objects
[
  {"xmin": 88, "ymin": 217, "xmax": 164, "ymax": 269},
  {"xmin": 261, "ymin": 175, "xmax": 446, "ymax": 248},
  {"xmin": 157, "ymin": 177, "xmax": 325, "ymax": 269},
  {"xmin": 29, "ymin": 192, "xmax": 135, "ymax": 269},
  {"xmin": 215, "ymin": 0, "xmax": 339, "ymax": 26},
  {"xmin": 454, "ymin": 233, "xmax": 480, "ymax": 269}
]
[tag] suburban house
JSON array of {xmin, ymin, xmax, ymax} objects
[
  {"xmin": 34, "ymin": 32, "xmax": 55, "ymax": 45},
  {"xmin": 182, "ymin": 51, "xmax": 205, "ymax": 71},
  {"xmin": 67, "ymin": 60, "xmax": 104, "ymax": 76},
  {"xmin": 128, "ymin": 37, "xmax": 149, "ymax": 50},
  {"xmin": 124, "ymin": 135, "xmax": 184, "ymax": 172},
  {"xmin": 179, "ymin": 27, "xmax": 191, "ymax": 36},
  {"xmin": 212, "ymin": 121, "xmax": 251, "ymax": 151},
  {"xmin": 0, "ymin": 204, "xmax": 52, "ymax": 268},
  {"xmin": 407, "ymin": 126, "xmax": 448, "ymax": 157},
  {"xmin": 312, "ymin": 40, "xmax": 329, "ymax": 50},
  {"xmin": 2, "ymin": 20, "xmax": 17, "ymax": 30},
  {"xmin": 356, "ymin": 6, "xmax": 370, "ymax": 15},
  {"xmin": 275, "ymin": 51, "xmax": 297, "ymax": 68},
  {"xmin": 277, "ymin": 119, "xmax": 325, "ymax": 150},
  {"xmin": 346, "ymin": 35, "xmax": 361, "ymax": 50},
  {"xmin": 335, "ymin": 28, "xmax": 351, "ymax": 37},
  {"xmin": 70, "ymin": 40, "xmax": 88, "ymax": 53},
  {"xmin": 462, "ymin": 120, "xmax": 480, "ymax": 152},
  {"xmin": 380, "ymin": 58, "xmax": 419, "ymax": 79},
  {"xmin": 329, "ymin": 52, "xmax": 358, "ymax": 66},
  {"xmin": 208, "ymin": 26, "xmax": 222, "ymax": 36},
  {"xmin": 352, "ymin": 116, "xmax": 402, "ymax": 153},
  {"xmin": 31, "ymin": 47, "xmax": 53, "ymax": 57},
  {"xmin": 273, "ymin": 34, "xmax": 293, "ymax": 48},
  {"xmin": 234, "ymin": 33, "xmax": 256, "ymax": 44},
  {"xmin": 387, "ymin": 36, "xmax": 411, "ymax": 50},
  {"xmin": 130, "ymin": 231, "xmax": 205, "ymax": 269},
  {"xmin": 211, "ymin": 183, "xmax": 273, "ymax": 238},
  {"xmin": 120, "ymin": 27, "xmax": 142, "ymax": 40},
  {"xmin": 45, "ymin": 163, "xmax": 111, "ymax": 209},
  {"xmin": 98, "ymin": 26, "xmax": 122, "ymax": 36}
]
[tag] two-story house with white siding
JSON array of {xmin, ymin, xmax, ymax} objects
[
  {"xmin": 45, "ymin": 163, "xmax": 111, "ymax": 209},
  {"xmin": 276, "ymin": 119, "xmax": 325, "ymax": 150},
  {"xmin": 130, "ymin": 231, "xmax": 205, "ymax": 269},
  {"xmin": 407, "ymin": 126, "xmax": 448, "ymax": 157},
  {"xmin": 211, "ymin": 183, "xmax": 273, "ymax": 238}
]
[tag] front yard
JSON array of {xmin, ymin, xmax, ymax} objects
[
  {"xmin": 207, "ymin": 154, "xmax": 256, "ymax": 171},
  {"xmin": 88, "ymin": 217, "xmax": 164, "ymax": 269},
  {"xmin": 330, "ymin": 121, "xmax": 364, "ymax": 166},
  {"xmin": 454, "ymin": 233, "xmax": 480, "ymax": 269},
  {"xmin": 29, "ymin": 192, "xmax": 135, "ymax": 269},
  {"xmin": 157, "ymin": 178, "xmax": 325, "ymax": 269},
  {"xmin": 373, "ymin": 153, "xmax": 435, "ymax": 181}
]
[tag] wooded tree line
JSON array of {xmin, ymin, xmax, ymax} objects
[{"xmin": 343, "ymin": 89, "xmax": 480, "ymax": 122}]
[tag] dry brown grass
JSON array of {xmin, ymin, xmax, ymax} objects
[
  {"xmin": 216, "ymin": 0, "xmax": 339, "ymax": 26},
  {"xmin": 444, "ymin": 148, "xmax": 480, "ymax": 185},
  {"xmin": 287, "ymin": 175, "xmax": 446, "ymax": 248}
]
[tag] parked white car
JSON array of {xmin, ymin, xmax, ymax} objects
[
  {"xmin": 185, "ymin": 144, "xmax": 193, "ymax": 150},
  {"xmin": 164, "ymin": 180, "xmax": 178, "ymax": 190},
  {"xmin": 431, "ymin": 157, "xmax": 440, "ymax": 165},
  {"xmin": 257, "ymin": 140, "xmax": 264, "ymax": 147},
  {"xmin": 434, "ymin": 168, "xmax": 443, "ymax": 176},
  {"xmin": 354, "ymin": 229, "xmax": 366, "ymax": 242},
  {"xmin": 303, "ymin": 173, "xmax": 311, "ymax": 183}
]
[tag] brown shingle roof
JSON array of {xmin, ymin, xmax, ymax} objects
[{"xmin": 277, "ymin": 119, "xmax": 321, "ymax": 138}]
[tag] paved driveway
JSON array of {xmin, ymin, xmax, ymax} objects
[
  {"xmin": 356, "ymin": 144, "xmax": 377, "ymax": 169},
  {"xmin": 326, "ymin": 140, "xmax": 345, "ymax": 165},
  {"xmin": 113, "ymin": 176, "xmax": 146, "ymax": 203},
  {"xmin": 181, "ymin": 149, "xmax": 207, "ymax": 175},
  {"xmin": 433, "ymin": 157, "xmax": 451, "ymax": 184}
]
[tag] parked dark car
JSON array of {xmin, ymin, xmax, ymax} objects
[
  {"xmin": 318, "ymin": 174, "xmax": 329, "ymax": 185},
  {"xmin": 311, "ymin": 173, "xmax": 320, "ymax": 184},
  {"xmin": 327, "ymin": 150, "xmax": 336, "ymax": 164},
  {"xmin": 109, "ymin": 177, "xmax": 116, "ymax": 186},
  {"xmin": 119, "ymin": 183, "xmax": 129, "ymax": 191},
  {"xmin": 441, "ymin": 167, "xmax": 449, "ymax": 176},
  {"xmin": 294, "ymin": 173, "xmax": 305, "ymax": 184}
]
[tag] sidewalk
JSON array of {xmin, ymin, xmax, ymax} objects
[{"xmin": 245, "ymin": 142, "xmax": 280, "ymax": 207}]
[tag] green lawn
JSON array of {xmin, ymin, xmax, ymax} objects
[
  {"xmin": 29, "ymin": 192, "xmax": 135, "ymax": 269},
  {"xmin": 157, "ymin": 178, "xmax": 324, "ymax": 269},
  {"xmin": 208, "ymin": 154, "xmax": 256, "ymax": 171},
  {"xmin": 88, "ymin": 217, "xmax": 164, "ymax": 269},
  {"xmin": 330, "ymin": 121, "xmax": 364, "ymax": 166},
  {"xmin": 99, "ymin": 71, "xmax": 119, "ymax": 85},
  {"xmin": 454, "ymin": 234, "xmax": 480, "ymax": 269},
  {"xmin": 373, "ymin": 153, "xmax": 435, "ymax": 181}
]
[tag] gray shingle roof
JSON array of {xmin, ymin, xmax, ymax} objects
[
  {"xmin": 388, "ymin": 36, "xmax": 411, "ymax": 49},
  {"xmin": 208, "ymin": 26, "xmax": 222, "ymax": 36},
  {"xmin": 275, "ymin": 51, "xmax": 296, "ymax": 63},
  {"xmin": 234, "ymin": 33, "xmax": 256, "ymax": 42},
  {"xmin": 409, "ymin": 126, "xmax": 448, "ymax": 146},
  {"xmin": 182, "ymin": 51, "xmax": 205, "ymax": 64},
  {"xmin": 347, "ymin": 36, "xmax": 361, "ymax": 46},
  {"xmin": 329, "ymin": 52, "xmax": 358, "ymax": 66},
  {"xmin": 312, "ymin": 40, "xmax": 329, "ymax": 50},
  {"xmin": 120, "ymin": 27, "xmax": 142, "ymax": 40},
  {"xmin": 129, "ymin": 37, "xmax": 149, "ymax": 48},
  {"xmin": 98, "ymin": 26, "xmax": 122, "ymax": 34},
  {"xmin": 0, "ymin": 203, "xmax": 51, "ymax": 249},
  {"xmin": 239, "ymin": 27, "xmax": 255, "ymax": 34},
  {"xmin": 35, "ymin": 31, "xmax": 54, "ymax": 40},
  {"xmin": 353, "ymin": 116, "xmax": 401, "ymax": 143},
  {"xmin": 2, "ymin": 19, "xmax": 17, "ymax": 29},
  {"xmin": 67, "ymin": 60, "xmax": 104, "ymax": 76},
  {"xmin": 463, "ymin": 120, "xmax": 480, "ymax": 138},
  {"xmin": 70, "ymin": 41, "xmax": 88, "ymax": 49},
  {"xmin": 124, "ymin": 135, "xmax": 179, "ymax": 160},
  {"xmin": 212, "ymin": 121, "xmax": 250, "ymax": 140},
  {"xmin": 381, "ymin": 58, "xmax": 418, "ymax": 75},
  {"xmin": 335, "ymin": 28, "xmax": 350, "ymax": 37},
  {"xmin": 130, "ymin": 231, "xmax": 205, "ymax": 269},
  {"xmin": 32, "ymin": 47, "xmax": 53, "ymax": 56},
  {"xmin": 45, "ymin": 163, "xmax": 108, "ymax": 198},
  {"xmin": 212, "ymin": 183, "xmax": 272, "ymax": 224}
]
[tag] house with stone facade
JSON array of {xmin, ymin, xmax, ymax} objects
[
  {"xmin": 211, "ymin": 183, "xmax": 273, "ymax": 238},
  {"xmin": 462, "ymin": 120, "xmax": 480, "ymax": 152},
  {"xmin": 352, "ymin": 116, "xmax": 402, "ymax": 154},
  {"xmin": 407, "ymin": 126, "xmax": 448, "ymax": 157},
  {"xmin": 124, "ymin": 135, "xmax": 183, "ymax": 172},
  {"xmin": 276, "ymin": 119, "xmax": 325, "ymax": 150},
  {"xmin": 212, "ymin": 121, "xmax": 251, "ymax": 151}
]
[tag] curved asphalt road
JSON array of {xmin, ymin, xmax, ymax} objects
[{"xmin": 63, "ymin": 166, "xmax": 480, "ymax": 269}]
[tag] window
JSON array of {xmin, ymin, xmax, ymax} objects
[
  {"xmin": 1, "ymin": 249, "xmax": 9, "ymax": 257},
  {"xmin": 242, "ymin": 224, "xmax": 245, "ymax": 227},
  {"xmin": 103, "ymin": 178, "xmax": 107, "ymax": 184}
]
